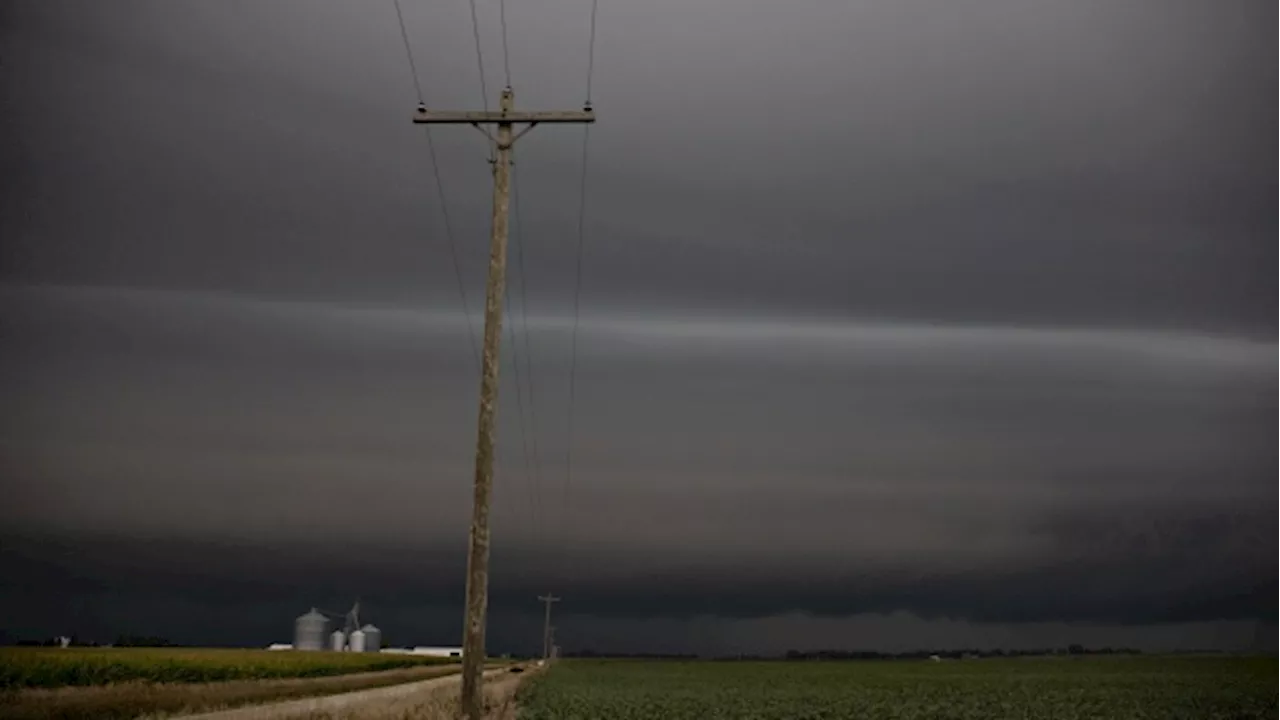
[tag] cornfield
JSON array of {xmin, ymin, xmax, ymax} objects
[
  {"xmin": 517, "ymin": 656, "xmax": 1276, "ymax": 719},
  {"xmin": 0, "ymin": 647, "xmax": 453, "ymax": 690}
]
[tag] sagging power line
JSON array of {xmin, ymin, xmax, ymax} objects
[
  {"xmin": 494, "ymin": 0, "xmax": 548, "ymax": 555},
  {"xmin": 392, "ymin": 0, "xmax": 543, "ymax": 550},
  {"xmin": 560, "ymin": 0, "xmax": 601, "ymax": 597}
]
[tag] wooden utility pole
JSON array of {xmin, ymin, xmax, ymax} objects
[
  {"xmin": 538, "ymin": 594, "xmax": 560, "ymax": 660},
  {"xmin": 413, "ymin": 88, "xmax": 594, "ymax": 720}
]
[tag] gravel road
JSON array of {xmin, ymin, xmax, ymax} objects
[{"xmin": 172, "ymin": 668, "xmax": 511, "ymax": 720}]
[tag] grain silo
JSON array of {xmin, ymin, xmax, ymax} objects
[
  {"xmin": 360, "ymin": 624, "xmax": 382, "ymax": 652},
  {"xmin": 294, "ymin": 609, "xmax": 330, "ymax": 651},
  {"xmin": 330, "ymin": 629, "xmax": 346, "ymax": 652},
  {"xmin": 348, "ymin": 628, "xmax": 366, "ymax": 653}
]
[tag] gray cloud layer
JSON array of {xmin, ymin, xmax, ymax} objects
[
  {"xmin": 1, "ymin": 0, "xmax": 1273, "ymax": 651},
  {"xmin": 2, "ymin": 285, "xmax": 1272, "ymax": 648},
  {"xmin": 4, "ymin": 0, "xmax": 1273, "ymax": 332}
]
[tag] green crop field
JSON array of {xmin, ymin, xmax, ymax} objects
[
  {"xmin": 517, "ymin": 656, "xmax": 1277, "ymax": 719},
  {"xmin": 0, "ymin": 646, "xmax": 455, "ymax": 690}
]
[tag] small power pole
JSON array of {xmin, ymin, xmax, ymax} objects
[
  {"xmin": 538, "ymin": 594, "xmax": 560, "ymax": 660},
  {"xmin": 413, "ymin": 88, "xmax": 594, "ymax": 720}
]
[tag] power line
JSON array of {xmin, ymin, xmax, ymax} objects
[
  {"xmin": 467, "ymin": 0, "xmax": 492, "ymax": 111},
  {"xmin": 504, "ymin": 281, "xmax": 541, "ymax": 542},
  {"xmin": 510, "ymin": 154, "xmax": 546, "ymax": 538},
  {"xmin": 456, "ymin": 0, "xmax": 545, "ymax": 554},
  {"xmin": 500, "ymin": 165, "xmax": 545, "ymax": 548},
  {"xmin": 392, "ymin": 0, "xmax": 479, "ymax": 367},
  {"xmin": 560, "ymin": 126, "xmax": 590, "ymax": 572},
  {"xmin": 498, "ymin": 0, "xmax": 513, "ymax": 89},
  {"xmin": 393, "ymin": 0, "xmax": 540, "ymax": 546},
  {"xmin": 491, "ymin": 0, "xmax": 548, "ymax": 554},
  {"xmin": 494, "ymin": 1, "xmax": 547, "ymax": 551},
  {"xmin": 393, "ymin": 0, "xmax": 424, "ymax": 104},
  {"xmin": 466, "ymin": 0, "xmax": 495, "ymax": 165},
  {"xmin": 422, "ymin": 133, "xmax": 481, "ymax": 367},
  {"xmin": 584, "ymin": 0, "xmax": 599, "ymax": 105},
  {"xmin": 561, "ymin": 0, "xmax": 601, "ymax": 568}
]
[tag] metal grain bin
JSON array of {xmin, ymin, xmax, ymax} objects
[
  {"xmin": 360, "ymin": 624, "xmax": 381, "ymax": 652},
  {"xmin": 348, "ymin": 629, "xmax": 366, "ymax": 653},
  {"xmin": 330, "ymin": 629, "xmax": 346, "ymax": 652},
  {"xmin": 294, "ymin": 609, "xmax": 330, "ymax": 651}
]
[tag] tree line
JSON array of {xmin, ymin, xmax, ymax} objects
[{"xmin": 12, "ymin": 634, "xmax": 176, "ymax": 647}]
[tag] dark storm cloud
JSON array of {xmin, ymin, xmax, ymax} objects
[
  {"xmin": 1, "ymin": 0, "xmax": 1273, "ymax": 653},
  {"xmin": 1, "ymin": 285, "xmax": 1272, "ymax": 648},
  {"xmin": 3, "ymin": 0, "xmax": 1272, "ymax": 330}
]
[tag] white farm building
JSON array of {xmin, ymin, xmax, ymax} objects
[{"xmin": 380, "ymin": 646, "xmax": 463, "ymax": 658}]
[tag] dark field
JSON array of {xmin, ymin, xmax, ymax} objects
[
  {"xmin": 0, "ymin": 646, "xmax": 454, "ymax": 689},
  {"xmin": 0, "ymin": 648, "xmax": 468, "ymax": 720},
  {"xmin": 517, "ymin": 656, "xmax": 1277, "ymax": 719}
]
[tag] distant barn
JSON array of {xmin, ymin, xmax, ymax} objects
[{"xmin": 408, "ymin": 646, "xmax": 463, "ymax": 658}]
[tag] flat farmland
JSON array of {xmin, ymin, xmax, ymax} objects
[
  {"xmin": 0, "ymin": 647, "xmax": 454, "ymax": 689},
  {"xmin": 516, "ymin": 656, "xmax": 1277, "ymax": 719},
  {"xmin": 0, "ymin": 648, "xmax": 463, "ymax": 720}
]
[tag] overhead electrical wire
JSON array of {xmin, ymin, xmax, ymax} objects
[
  {"xmin": 395, "ymin": 0, "xmax": 602, "ymax": 593},
  {"xmin": 498, "ymin": 0, "xmax": 513, "ymax": 89},
  {"xmin": 561, "ymin": 0, "xmax": 601, "ymax": 569},
  {"xmin": 462, "ymin": 0, "xmax": 543, "ymax": 539},
  {"xmin": 495, "ymin": 0, "xmax": 548, "ymax": 543},
  {"xmin": 511, "ymin": 163, "xmax": 546, "ymax": 496},
  {"xmin": 393, "ymin": 0, "xmax": 541, "ymax": 538},
  {"xmin": 393, "ymin": 0, "xmax": 424, "ymax": 103},
  {"xmin": 504, "ymin": 283, "xmax": 543, "ymax": 540},
  {"xmin": 504, "ymin": 178, "xmax": 545, "ymax": 540},
  {"xmin": 467, "ymin": 0, "xmax": 491, "ymax": 110},
  {"xmin": 467, "ymin": 0, "xmax": 494, "ymax": 171},
  {"xmin": 584, "ymin": 0, "xmax": 599, "ymax": 106},
  {"xmin": 393, "ymin": 0, "xmax": 479, "ymax": 368}
]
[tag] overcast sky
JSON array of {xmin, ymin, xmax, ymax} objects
[{"xmin": 0, "ymin": 0, "xmax": 1274, "ymax": 655}]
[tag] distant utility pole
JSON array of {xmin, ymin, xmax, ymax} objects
[
  {"xmin": 413, "ymin": 88, "xmax": 595, "ymax": 720},
  {"xmin": 538, "ymin": 594, "xmax": 561, "ymax": 660}
]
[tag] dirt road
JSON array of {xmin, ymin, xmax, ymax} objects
[{"xmin": 172, "ymin": 667, "xmax": 519, "ymax": 720}]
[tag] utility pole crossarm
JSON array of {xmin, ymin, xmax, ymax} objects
[{"xmin": 413, "ymin": 108, "xmax": 596, "ymax": 124}]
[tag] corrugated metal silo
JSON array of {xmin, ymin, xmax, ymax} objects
[
  {"xmin": 360, "ymin": 624, "xmax": 381, "ymax": 652},
  {"xmin": 348, "ymin": 629, "xmax": 366, "ymax": 653},
  {"xmin": 330, "ymin": 629, "xmax": 346, "ymax": 652},
  {"xmin": 294, "ymin": 609, "xmax": 330, "ymax": 651}
]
